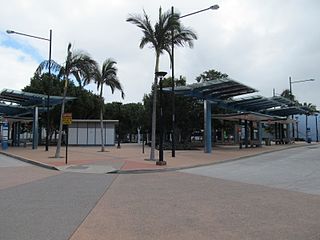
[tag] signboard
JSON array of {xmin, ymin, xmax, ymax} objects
[{"xmin": 63, "ymin": 113, "xmax": 72, "ymax": 125}]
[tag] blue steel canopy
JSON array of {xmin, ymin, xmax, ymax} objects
[
  {"xmin": 225, "ymin": 95, "xmax": 283, "ymax": 112},
  {"xmin": 166, "ymin": 79, "xmax": 312, "ymax": 117},
  {"xmin": 224, "ymin": 95, "xmax": 310, "ymax": 116},
  {"xmin": 168, "ymin": 78, "xmax": 257, "ymax": 100},
  {"xmin": 266, "ymin": 106, "xmax": 308, "ymax": 116},
  {"xmin": 0, "ymin": 89, "xmax": 76, "ymax": 117},
  {"xmin": 212, "ymin": 112, "xmax": 284, "ymax": 121}
]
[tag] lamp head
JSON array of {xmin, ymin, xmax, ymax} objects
[
  {"xmin": 210, "ymin": 5, "xmax": 219, "ymax": 10},
  {"xmin": 6, "ymin": 30, "xmax": 15, "ymax": 34},
  {"xmin": 155, "ymin": 71, "xmax": 167, "ymax": 78}
]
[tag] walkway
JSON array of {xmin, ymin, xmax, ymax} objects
[{"xmin": 0, "ymin": 142, "xmax": 312, "ymax": 173}]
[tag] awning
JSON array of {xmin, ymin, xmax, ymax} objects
[
  {"xmin": 266, "ymin": 106, "xmax": 308, "ymax": 116},
  {"xmin": 212, "ymin": 112, "xmax": 282, "ymax": 122},
  {"xmin": 0, "ymin": 89, "xmax": 76, "ymax": 117},
  {"xmin": 164, "ymin": 78, "xmax": 257, "ymax": 100},
  {"xmin": 225, "ymin": 95, "xmax": 284, "ymax": 112}
]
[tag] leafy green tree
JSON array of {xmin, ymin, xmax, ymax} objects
[
  {"xmin": 127, "ymin": 7, "xmax": 197, "ymax": 160},
  {"xmin": 195, "ymin": 69, "xmax": 228, "ymax": 83},
  {"xmin": 36, "ymin": 43, "xmax": 98, "ymax": 158},
  {"xmin": 91, "ymin": 59, "xmax": 124, "ymax": 152},
  {"xmin": 142, "ymin": 76, "xmax": 204, "ymax": 147},
  {"xmin": 23, "ymin": 72, "xmax": 100, "ymax": 142},
  {"xmin": 121, "ymin": 103, "xmax": 145, "ymax": 141},
  {"xmin": 104, "ymin": 102, "xmax": 146, "ymax": 143}
]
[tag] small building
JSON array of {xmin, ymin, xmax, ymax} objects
[{"xmin": 68, "ymin": 119, "xmax": 118, "ymax": 146}]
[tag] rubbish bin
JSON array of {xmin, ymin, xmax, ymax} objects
[{"xmin": 265, "ymin": 138, "xmax": 271, "ymax": 146}]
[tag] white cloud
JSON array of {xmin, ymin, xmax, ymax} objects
[
  {"xmin": 1, "ymin": 0, "xmax": 320, "ymax": 108},
  {"xmin": 0, "ymin": 46, "xmax": 38, "ymax": 90}
]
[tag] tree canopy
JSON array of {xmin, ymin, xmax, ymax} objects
[{"xmin": 195, "ymin": 69, "xmax": 228, "ymax": 83}]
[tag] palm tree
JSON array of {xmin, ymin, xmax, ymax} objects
[
  {"xmin": 280, "ymin": 89, "xmax": 295, "ymax": 102},
  {"xmin": 91, "ymin": 59, "xmax": 124, "ymax": 152},
  {"xmin": 36, "ymin": 43, "xmax": 97, "ymax": 158},
  {"xmin": 127, "ymin": 7, "xmax": 197, "ymax": 160}
]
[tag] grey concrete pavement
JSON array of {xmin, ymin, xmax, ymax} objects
[
  {"xmin": 0, "ymin": 155, "xmax": 60, "ymax": 190},
  {"xmin": 182, "ymin": 145, "xmax": 320, "ymax": 195},
  {"xmin": 57, "ymin": 164, "xmax": 117, "ymax": 174},
  {"xmin": 0, "ymin": 154, "xmax": 30, "ymax": 167},
  {"xmin": 0, "ymin": 172, "xmax": 117, "ymax": 240}
]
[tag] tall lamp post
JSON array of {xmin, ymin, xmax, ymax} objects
[
  {"xmin": 7, "ymin": 29, "xmax": 52, "ymax": 151},
  {"xmin": 295, "ymin": 116, "xmax": 300, "ymax": 140},
  {"xmin": 117, "ymin": 102, "xmax": 122, "ymax": 149},
  {"xmin": 315, "ymin": 114, "xmax": 319, "ymax": 142},
  {"xmin": 288, "ymin": 76, "xmax": 315, "ymax": 139},
  {"xmin": 155, "ymin": 71, "xmax": 167, "ymax": 166},
  {"xmin": 171, "ymin": 4, "xmax": 219, "ymax": 157}
]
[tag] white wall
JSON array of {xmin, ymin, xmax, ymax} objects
[{"xmin": 68, "ymin": 121, "xmax": 116, "ymax": 146}]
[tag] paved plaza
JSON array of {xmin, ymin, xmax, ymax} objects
[
  {"xmin": 0, "ymin": 142, "xmax": 311, "ymax": 172},
  {"xmin": 1, "ymin": 143, "xmax": 320, "ymax": 239}
]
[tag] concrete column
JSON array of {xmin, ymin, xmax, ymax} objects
[
  {"xmin": 32, "ymin": 107, "xmax": 38, "ymax": 149},
  {"xmin": 238, "ymin": 120, "xmax": 242, "ymax": 149},
  {"xmin": 244, "ymin": 120, "xmax": 248, "ymax": 148},
  {"xmin": 137, "ymin": 127, "xmax": 141, "ymax": 144},
  {"xmin": 258, "ymin": 121, "xmax": 262, "ymax": 146},
  {"xmin": 280, "ymin": 124, "xmax": 284, "ymax": 143},
  {"xmin": 250, "ymin": 121, "xmax": 254, "ymax": 147},
  {"xmin": 274, "ymin": 123, "xmax": 278, "ymax": 144},
  {"xmin": 204, "ymin": 100, "xmax": 212, "ymax": 153}
]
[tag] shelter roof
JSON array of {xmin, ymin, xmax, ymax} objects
[
  {"xmin": 271, "ymin": 96, "xmax": 296, "ymax": 106},
  {"xmin": 266, "ymin": 106, "xmax": 308, "ymax": 116},
  {"xmin": 0, "ymin": 104, "xmax": 33, "ymax": 117},
  {"xmin": 225, "ymin": 95, "xmax": 283, "ymax": 112},
  {"xmin": 0, "ymin": 89, "xmax": 76, "ymax": 117},
  {"xmin": 212, "ymin": 112, "xmax": 283, "ymax": 122},
  {"xmin": 166, "ymin": 78, "xmax": 257, "ymax": 100},
  {"xmin": 0, "ymin": 89, "xmax": 75, "ymax": 107}
]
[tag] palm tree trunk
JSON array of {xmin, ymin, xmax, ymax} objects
[
  {"xmin": 150, "ymin": 52, "xmax": 160, "ymax": 160},
  {"xmin": 55, "ymin": 77, "xmax": 68, "ymax": 158},
  {"xmin": 99, "ymin": 85, "xmax": 105, "ymax": 152}
]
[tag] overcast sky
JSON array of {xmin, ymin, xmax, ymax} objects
[{"xmin": 1, "ymin": 0, "xmax": 319, "ymax": 108}]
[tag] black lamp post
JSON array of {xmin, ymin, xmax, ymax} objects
[
  {"xmin": 171, "ymin": 4, "xmax": 219, "ymax": 157},
  {"xmin": 155, "ymin": 71, "xmax": 167, "ymax": 166},
  {"xmin": 7, "ymin": 29, "xmax": 52, "ymax": 151},
  {"xmin": 315, "ymin": 114, "xmax": 319, "ymax": 142},
  {"xmin": 117, "ymin": 102, "xmax": 122, "ymax": 149}
]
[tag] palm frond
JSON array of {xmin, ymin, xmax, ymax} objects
[{"xmin": 35, "ymin": 59, "xmax": 61, "ymax": 75}]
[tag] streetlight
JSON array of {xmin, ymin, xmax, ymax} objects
[
  {"xmin": 288, "ymin": 76, "xmax": 315, "ymax": 139},
  {"xmin": 155, "ymin": 71, "xmax": 167, "ymax": 166},
  {"xmin": 171, "ymin": 4, "xmax": 219, "ymax": 157},
  {"xmin": 289, "ymin": 76, "xmax": 315, "ymax": 95},
  {"xmin": 7, "ymin": 29, "xmax": 52, "ymax": 151},
  {"xmin": 315, "ymin": 114, "xmax": 319, "ymax": 142},
  {"xmin": 116, "ymin": 102, "xmax": 122, "ymax": 149}
]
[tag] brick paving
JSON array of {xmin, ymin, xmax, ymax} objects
[{"xmin": 0, "ymin": 142, "xmax": 309, "ymax": 172}]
